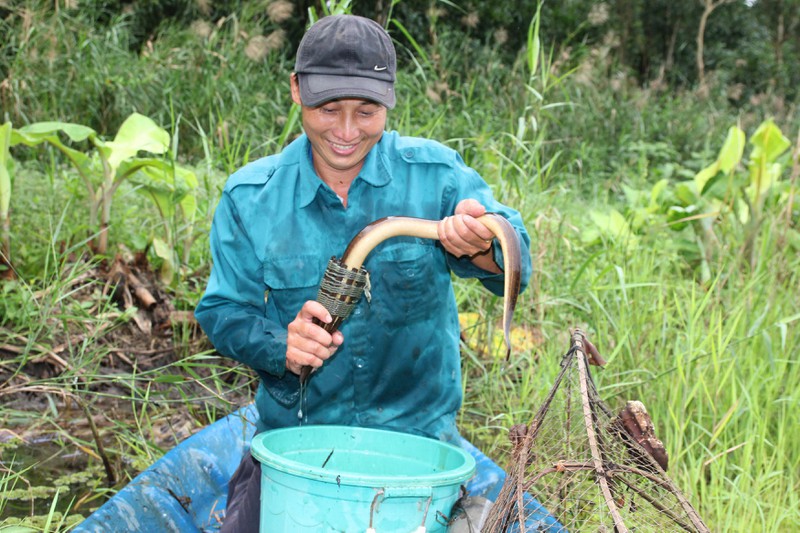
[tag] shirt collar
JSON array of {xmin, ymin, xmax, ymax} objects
[{"xmin": 296, "ymin": 134, "xmax": 392, "ymax": 209}]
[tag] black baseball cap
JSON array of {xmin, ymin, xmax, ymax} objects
[{"xmin": 294, "ymin": 15, "xmax": 396, "ymax": 109}]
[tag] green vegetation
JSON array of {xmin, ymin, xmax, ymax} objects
[{"xmin": 1, "ymin": 1, "xmax": 798, "ymax": 532}]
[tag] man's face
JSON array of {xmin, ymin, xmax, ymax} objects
[{"xmin": 291, "ymin": 75, "xmax": 387, "ymax": 181}]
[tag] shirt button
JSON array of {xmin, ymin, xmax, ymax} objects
[
  {"xmin": 354, "ymin": 357, "xmax": 364, "ymax": 369},
  {"xmin": 403, "ymin": 150, "xmax": 414, "ymax": 159}
]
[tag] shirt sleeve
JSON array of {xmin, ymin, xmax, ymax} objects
[
  {"xmin": 441, "ymin": 154, "xmax": 533, "ymax": 297},
  {"xmin": 194, "ymin": 189, "xmax": 289, "ymax": 378}
]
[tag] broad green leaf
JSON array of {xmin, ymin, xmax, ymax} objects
[
  {"xmin": 1, "ymin": 122, "xmax": 11, "ymax": 215},
  {"xmin": 175, "ymin": 166, "xmax": 199, "ymax": 223},
  {"xmin": 117, "ymin": 158, "xmax": 170, "ymax": 185},
  {"xmin": 747, "ymin": 161, "xmax": 783, "ymax": 199},
  {"xmin": 694, "ymin": 126, "xmax": 745, "ymax": 193},
  {"xmin": 16, "ymin": 121, "xmax": 95, "ymax": 143},
  {"xmin": 173, "ymin": 165, "xmax": 199, "ymax": 193},
  {"xmin": 152, "ymin": 237, "xmax": 176, "ymax": 285},
  {"xmin": 694, "ymin": 160, "xmax": 720, "ymax": 193},
  {"xmin": 9, "ymin": 128, "xmax": 94, "ymax": 181},
  {"xmin": 674, "ymin": 181, "xmax": 700, "ymax": 205},
  {"xmin": 749, "ymin": 119, "xmax": 790, "ymax": 163},
  {"xmin": 123, "ymin": 162, "xmax": 171, "ymax": 216},
  {"xmin": 38, "ymin": 135, "xmax": 95, "ymax": 180},
  {"xmin": 126, "ymin": 161, "xmax": 170, "ymax": 185},
  {"xmin": 11, "ymin": 129, "xmax": 58, "ymax": 147},
  {"xmin": 1, "ymin": 122, "xmax": 13, "ymax": 162},
  {"xmin": 123, "ymin": 163, "xmax": 193, "ymax": 244},
  {"xmin": 649, "ymin": 179, "xmax": 669, "ymax": 208},
  {"xmin": 701, "ymin": 171, "xmax": 730, "ymax": 200},
  {"xmin": 717, "ymin": 125, "xmax": 745, "ymax": 173},
  {"xmin": 629, "ymin": 207, "xmax": 647, "ymax": 232},
  {"xmin": 49, "ymin": 137, "xmax": 92, "ymax": 167},
  {"xmin": 621, "ymin": 183, "xmax": 645, "ymax": 207},
  {"xmin": 745, "ymin": 119, "xmax": 789, "ymax": 202},
  {"xmin": 128, "ymin": 162, "xmax": 198, "ymax": 207},
  {"xmin": 148, "ymin": 188, "xmax": 177, "ymax": 219},
  {"xmin": 580, "ymin": 225, "xmax": 601, "ymax": 245},
  {"xmin": 734, "ymin": 197, "xmax": 750, "ymax": 225},
  {"xmin": 179, "ymin": 192, "xmax": 198, "ymax": 224},
  {"xmin": 667, "ymin": 205, "xmax": 698, "ymax": 231},
  {"xmin": 588, "ymin": 208, "xmax": 639, "ymax": 248},
  {"xmin": 104, "ymin": 113, "xmax": 170, "ymax": 170}
]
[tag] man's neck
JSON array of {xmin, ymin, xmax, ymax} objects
[{"xmin": 314, "ymin": 163, "xmax": 362, "ymax": 208}]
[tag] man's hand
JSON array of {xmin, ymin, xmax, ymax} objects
[
  {"xmin": 438, "ymin": 199, "xmax": 502, "ymax": 273},
  {"xmin": 286, "ymin": 301, "xmax": 344, "ymax": 375}
]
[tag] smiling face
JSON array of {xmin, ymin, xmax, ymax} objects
[{"xmin": 291, "ymin": 74, "xmax": 387, "ymax": 186}]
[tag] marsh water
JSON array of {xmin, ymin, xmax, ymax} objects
[
  {"xmin": 0, "ymin": 395, "xmax": 205, "ymax": 529},
  {"xmin": 1, "ymin": 435, "xmax": 101, "ymax": 524}
]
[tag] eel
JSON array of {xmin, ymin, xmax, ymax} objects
[{"xmin": 299, "ymin": 213, "xmax": 522, "ymax": 384}]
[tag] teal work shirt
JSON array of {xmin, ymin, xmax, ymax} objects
[{"xmin": 195, "ymin": 131, "xmax": 532, "ymax": 441}]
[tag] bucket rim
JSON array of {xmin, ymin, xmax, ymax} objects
[{"xmin": 250, "ymin": 425, "xmax": 476, "ymax": 487}]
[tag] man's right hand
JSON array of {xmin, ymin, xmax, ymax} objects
[{"xmin": 285, "ymin": 301, "xmax": 344, "ymax": 376}]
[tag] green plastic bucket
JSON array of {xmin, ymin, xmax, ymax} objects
[{"xmin": 250, "ymin": 425, "xmax": 476, "ymax": 532}]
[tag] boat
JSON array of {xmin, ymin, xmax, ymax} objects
[{"xmin": 71, "ymin": 404, "xmax": 553, "ymax": 532}]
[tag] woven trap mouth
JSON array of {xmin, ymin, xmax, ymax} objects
[
  {"xmin": 483, "ymin": 329, "xmax": 710, "ymax": 533},
  {"xmin": 315, "ymin": 257, "xmax": 370, "ymax": 332}
]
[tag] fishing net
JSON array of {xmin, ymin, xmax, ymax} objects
[{"xmin": 482, "ymin": 329, "xmax": 710, "ymax": 533}]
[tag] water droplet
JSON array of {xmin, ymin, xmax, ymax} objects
[{"xmin": 297, "ymin": 408, "xmax": 303, "ymax": 420}]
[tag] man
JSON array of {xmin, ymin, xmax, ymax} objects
[{"xmin": 195, "ymin": 14, "xmax": 532, "ymax": 531}]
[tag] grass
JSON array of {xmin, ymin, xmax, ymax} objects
[
  {"xmin": 457, "ymin": 196, "xmax": 800, "ymax": 530},
  {"xmin": 2, "ymin": 3, "xmax": 799, "ymax": 532}
]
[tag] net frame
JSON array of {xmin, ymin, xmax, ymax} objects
[{"xmin": 482, "ymin": 329, "xmax": 710, "ymax": 533}]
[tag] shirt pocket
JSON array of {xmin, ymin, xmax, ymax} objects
[
  {"xmin": 368, "ymin": 239, "xmax": 442, "ymax": 327},
  {"xmin": 262, "ymin": 254, "xmax": 325, "ymax": 322}
]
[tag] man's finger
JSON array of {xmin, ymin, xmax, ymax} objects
[
  {"xmin": 454, "ymin": 198, "xmax": 486, "ymax": 218},
  {"xmin": 438, "ymin": 215, "xmax": 489, "ymax": 257},
  {"xmin": 461, "ymin": 214, "xmax": 496, "ymax": 243},
  {"xmin": 299, "ymin": 300, "xmax": 333, "ymax": 324}
]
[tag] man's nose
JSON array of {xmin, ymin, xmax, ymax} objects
[{"xmin": 334, "ymin": 112, "xmax": 359, "ymax": 141}]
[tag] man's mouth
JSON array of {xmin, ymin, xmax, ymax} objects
[{"xmin": 330, "ymin": 140, "xmax": 358, "ymax": 154}]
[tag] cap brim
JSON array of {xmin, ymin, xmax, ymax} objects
[{"xmin": 299, "ymin": 74, "xmax": 396, "ymax": 109}]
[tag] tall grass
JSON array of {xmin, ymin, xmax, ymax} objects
[
  {"xmin": 451, "ymin": 13, "xmax": 799, "ymax": 529},
  {"xmin": 1, "ymin": 3, "xmax": 798, "ymax": 532},
  {"xmin": 458, "ymin": 197, "xmax": 800, "ymax": 531}
]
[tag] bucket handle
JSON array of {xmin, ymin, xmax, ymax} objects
[{"xmin": 367, "ymin": 486, "xmax": 434, "ymax": 532}]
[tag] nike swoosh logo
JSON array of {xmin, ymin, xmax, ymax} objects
[{"xmin": 373, "ymin": 66, "xmax": 388, "ymax": 71}]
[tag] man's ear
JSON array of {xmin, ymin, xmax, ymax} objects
[{"xmin": 290, "ymin": 73, "xmax": 303, "ymax": 106}]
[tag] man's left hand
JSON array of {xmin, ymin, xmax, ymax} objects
[{"xmin": 438, "ymin": 199, "xmax": 502, "ymax": 273}]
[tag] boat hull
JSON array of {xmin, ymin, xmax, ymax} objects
[{"xmin": 73, "ymin": 405, "xmax": 511, "ymax": 532}]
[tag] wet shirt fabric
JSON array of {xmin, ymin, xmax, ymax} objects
[{"xmin": 195, "ymin": 131, "xmax": 532, "ymax": 442}]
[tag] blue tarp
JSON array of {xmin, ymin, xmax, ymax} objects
[{"xmin": 74, "ymin": 405, "xmax": 558, "ymax": 532}]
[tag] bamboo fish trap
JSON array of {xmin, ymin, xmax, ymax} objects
[{"xmin": 482, "ymin": 329, "xmax": 710, "ymax": 533}]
